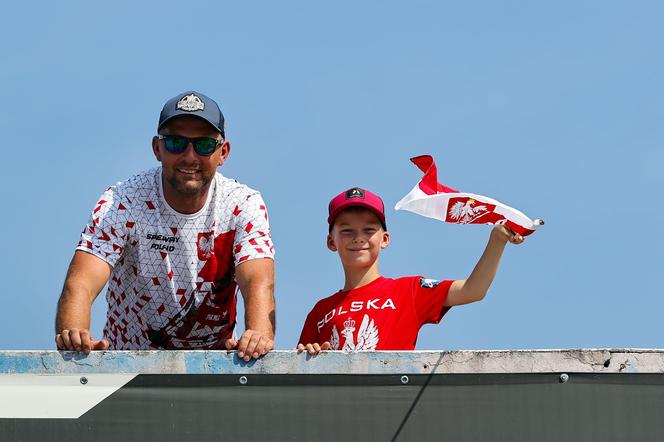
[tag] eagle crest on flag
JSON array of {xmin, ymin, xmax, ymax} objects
[{"xmin": 448, "ymin": 199, "xmax": 489, "ymax": 224}]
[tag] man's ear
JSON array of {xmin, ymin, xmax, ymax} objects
[
  {"xmin": 218, "ymin": 140, "xmax": 231, "ymax": 166},
  {"xmin": 380, "ymin": 231, "xmax": 390, "ymax": 249},
  {"xmin": 152, "ymin": 136, "xmax": 162, "ymax": 161},
  {"xmin": 327, "ymin": 234, "xmax": 337, "ymax": 252}
]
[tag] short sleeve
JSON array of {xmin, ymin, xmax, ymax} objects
[
  {"xmin": 76, "ymin": 187, "xmax": 128, "ymax": 267},
  {"xmin": 297, "ymin": 309, "xmax": 320, "ymax": 346},
  {"xmin": 232, "ymin": 192, "xmax": 275, "ymax": 266},
  {"xmin": 412, "ymin": 276, "xmax": 454, "ymax": 325}
]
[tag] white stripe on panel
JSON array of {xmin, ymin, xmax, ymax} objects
[{"xmin": 0, "ymin": 374, "xmax": 137, "ymax": 419}]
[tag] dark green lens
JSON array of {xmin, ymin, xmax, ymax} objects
[
  {"xmin": 164, "ymin": 135, "xmax": 188, "ymax": 152},
  {"xmin": 163, "ymin": 135, "xmax": 218, "ymax": 155},
  {"xmin": 193, "ymin": 137, "xmax": 218, "ymax": 155}
]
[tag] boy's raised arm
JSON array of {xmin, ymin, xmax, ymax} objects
[{"xmin": 445, "ymin": 225, "xmax": 524, "ymax": 307}]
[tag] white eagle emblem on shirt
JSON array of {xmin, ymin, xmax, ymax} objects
[
  {"xmin": 198, "ymin": 235, "xmax": 214, "ymax": 259},
  {"xmin": 330, "ymin": 314, "xmax": 378, "ymax": 351}
]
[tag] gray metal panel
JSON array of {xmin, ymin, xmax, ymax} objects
[{"xmin": 2, "ymin": 373, "xmax": 664, "ymax": 442}]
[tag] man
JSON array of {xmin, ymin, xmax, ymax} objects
[{"xmin": 55, "ymin": 91, "xmax": 275, "ymax": 361}]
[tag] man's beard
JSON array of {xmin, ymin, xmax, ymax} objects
[{"xmin": 165, "ymin": 170, "xmax": 214, "ymax": 196}]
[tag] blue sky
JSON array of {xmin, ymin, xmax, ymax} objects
[{"xmin": 1, "ymin": 1, "xmax": 662, "ymax": 351}]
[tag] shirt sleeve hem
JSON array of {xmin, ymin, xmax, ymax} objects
[
  {"xmin": 75, "ymin": 246, "xmax": 117, "ymax": 268},
  {"xmin": 234, "ymin": 254, "xmax": 275, "ymax": 267}
]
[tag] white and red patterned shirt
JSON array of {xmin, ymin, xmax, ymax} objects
[
  {"xmin": 77, "ymin": 167, "xmax": 274, "ymax": 350},
  {"xmin": 298, "ymin": 276, "xmax": 453, "ymax": 351}
]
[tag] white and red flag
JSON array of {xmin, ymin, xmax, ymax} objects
[{"xmin": 395, "ymin": 155, "xmax": 543, "ymax": 236}]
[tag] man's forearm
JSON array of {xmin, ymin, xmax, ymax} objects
[
  {"xmin": 55, "ymin": 251, "xmax": 112, "ymax": 351},
  {"xmin": 236, "ymin": 258, "xmax": 276, "ymax": 337},
  {"xmin": 55, "ymin": 285, "xmax": 93, "ymax": 333},
  {"xmin": 55, "ymin": 251, "xmax": 110, "ymax": 333},
  {"xmin": 243, "ymin": 282, "xmax": 276, "ymax": 337}
]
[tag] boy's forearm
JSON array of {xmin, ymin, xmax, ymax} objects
[{"xmin": 462, "ymin": 235, "xmax": 508, "ymax": 300}]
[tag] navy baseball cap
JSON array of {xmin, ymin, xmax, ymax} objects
[{"xmin": 158, "ymin": 91, "xmax": 225, "ymax": 137}]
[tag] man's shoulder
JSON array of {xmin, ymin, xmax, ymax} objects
[
  {"xmin": 107, "ymin": 167, "xmax": 160, "ymax": 199},
  {"xmin": 215, "ymin": 173, "xmax": 259, "ymax": 193},
  {"xmin": 213, "ymin": 173, "xmax": 265, "ymax": 204}
]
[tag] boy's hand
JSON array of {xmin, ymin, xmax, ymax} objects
[
  {"xmin": 491, "ymin": 224, "xmax": 524, "ymax": 245},
  {"xmin": 297, "ymin": 342, "xmax": 332, "ymax": 355}
]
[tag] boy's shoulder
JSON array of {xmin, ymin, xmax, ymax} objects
[{"xmin": 307, "ymin": 276, "xmax": 423, "ymax": 313}]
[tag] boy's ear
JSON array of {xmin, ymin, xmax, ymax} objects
[
  {"xmin": 380, "ymin": 231, "xmax": 390, "ymax": 249},
  {"xmin": 327, "ymin": 234, "xmax": 337, "ymax": 252}
]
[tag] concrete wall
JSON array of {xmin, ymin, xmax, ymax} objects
[{"xmin": 2, "ymin": 348, "xmax": 664, "ymax": 374}]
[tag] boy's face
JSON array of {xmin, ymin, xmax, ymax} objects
[{"xmin": 327, "ymin": 208, "xmax": 390, "ymax": 270}]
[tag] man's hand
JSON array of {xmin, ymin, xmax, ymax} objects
[
  {"xmin": 55, "ymin": 328, "xmax": 109, "ymax": 354},
  {"xmin": 225, "ymin": 329, "xmax": 274, "ymax": 361},
  {"xmin": 296, "ymin": 342, "xmax": 332, "ymax": 355},
  {"xmin": 491, "ymin": 224, "xmax": 524, "ymax": 245}
]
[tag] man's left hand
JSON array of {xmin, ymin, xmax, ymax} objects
[{"xmin": 225, "ymin": 329, "xmax": 274, "ymax": 361}]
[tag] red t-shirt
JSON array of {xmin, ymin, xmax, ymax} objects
[{"xmin": 298, "ymin": 276, "xmax": 454, "ymax": 351}]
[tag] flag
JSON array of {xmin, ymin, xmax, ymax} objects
[{"xmin": 394, "ymin": 155, "xmax": 543, "ymax": 236}]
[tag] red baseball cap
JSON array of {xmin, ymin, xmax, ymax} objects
[{"xmin": 328, "ymin": 187, "xmax": 387, "ymax": 230}]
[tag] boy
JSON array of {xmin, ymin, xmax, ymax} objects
[{"xmin": 297, "ymin": 187, "xmax": 524, "ymax": 353}]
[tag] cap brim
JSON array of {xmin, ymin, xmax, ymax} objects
[{"xmin": 158, "ymin": 113, "xmax": 223, "ymax": 135}]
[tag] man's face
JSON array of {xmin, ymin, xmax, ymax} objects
[
  {"xmin": 327, "ymin": 208, "xmax": 390, "ymax": 270},
  {"xmin": 152, "ymin": 116, "xmax": 230, "ymax": 198}
]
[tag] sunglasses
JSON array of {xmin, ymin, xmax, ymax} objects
[{"xmin": 158, "ymin": 135, "xmax": 222, "ymax": 156}]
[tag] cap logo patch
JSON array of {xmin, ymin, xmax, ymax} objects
[
  {"xmin": 176, "ymin": 94, "xmax": 205, "ymax": 112},
  {"xmin": 346, "ymin": 188, "xmax": 365, "ymax": 199}
]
